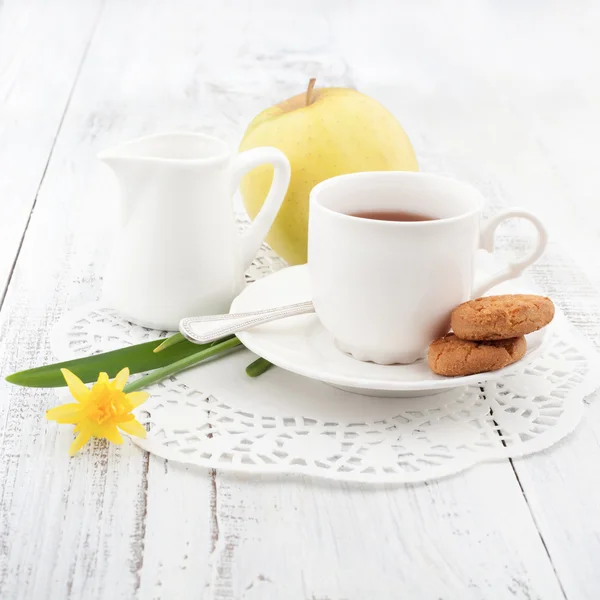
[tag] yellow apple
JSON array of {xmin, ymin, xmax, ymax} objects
[{"xmin": 238, "ymin": 79, "xmax": 419, "ymax": 265}]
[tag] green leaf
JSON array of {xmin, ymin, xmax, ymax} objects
[
  {"xmin": 153, "ymin": 332, "xmax": 186, "ymax": 353},
  {"xmin": 5, "ymin": 335, "xmax": 234, "ymax": 388}
]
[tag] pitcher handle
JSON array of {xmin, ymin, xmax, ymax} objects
[
  {"xmin": 472, "ymin": 209, "xmax": 548, "ymax": 298},
  {"xmin": 233, "ymin": 147, "xmax": 291, "ymax": 268}
]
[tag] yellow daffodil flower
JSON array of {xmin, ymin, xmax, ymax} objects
[{"xmin": 46, "ymin": 368, "xmax": 149, "ymax": 456}]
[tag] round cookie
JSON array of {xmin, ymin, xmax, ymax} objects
[
  {"xmin": 451, "ymin": 294, "xmax": 554, "ymax": 341},
  {"xmin": 428, "ymin": 334, "xmax": 527, "ymax": 377}
]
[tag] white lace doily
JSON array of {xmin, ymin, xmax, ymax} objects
[{"xmin": 50, "ymin": 247, "xmax": 600, "ymax": 483}]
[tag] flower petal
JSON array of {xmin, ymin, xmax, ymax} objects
[
  {"xmin": 113, "ymin": 368, "xmax": 130, "ymax": 391},
  {"xmin": 60, "ymin": 369, "xmax": 90, "ymax": 403},
  {"xmin": 46, "ymin": 403, "xmax": 81, "ymax": 418},
  {"xmin": 102, "ymin": 427, "xmax": 123, "ymax": 445},
  {"xmin": 69, "ymin": 430, "xmax": 92, "ymax": 456},
  {"xmin": 118, "ymin": 418, "xmax": 147, "ymax": 439},
  {"xmin": 97, "ymin": 372, "xmax": 109, "ymax": 385},
  {"xmin": 115, "ymin": 413, "xmax": 134, "ymax": 423},
  {"xmin": 126, "ymin": 391, "xmax": 149, "ymax": 408},
  {"xmin": 46, "ymin": 403, "xmax": 84, "ymax": 424}
]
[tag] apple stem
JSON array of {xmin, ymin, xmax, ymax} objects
[{"xmin": 306, "ymin": 78, "xmax": 316, "ymax": 106}]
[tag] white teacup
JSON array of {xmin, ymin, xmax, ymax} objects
[{"xmin": 308, "ymin": 171, "xmax": 548, "ymax": 365}]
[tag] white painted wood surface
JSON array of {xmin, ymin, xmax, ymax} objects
[{"xmin": 1, "ymin": 1, "xmax": 599, "ymax": 598}]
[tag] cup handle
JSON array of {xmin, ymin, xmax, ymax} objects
[
  {"xmin": 232, "ymin": 147, "xmax": 291, "ymax": 268},
  {"xmin": 472, "ymin": 209, "xmax": 548, "ymax": 298}
]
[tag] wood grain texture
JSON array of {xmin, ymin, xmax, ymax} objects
[
  {"xmin": 138, "ymin": 458, "xmax": 213, "ymax": 598},
  {"xmin": 0, "ymin": 0, "xmax": 103, "ymax": 297},
  {"xmin": 510, "ymin": 248, "xmax": 600, "ymax": 600},
  {"xmin": 210, "ymin": 467, "xmax": 564, "ymax": 600},
  {"xmin": 1, "ymin": 0, "xmax": 600, "ymax": 598}
]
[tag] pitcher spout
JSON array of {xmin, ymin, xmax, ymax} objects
[{"xmin": 97, "ymin": 148, "xmax": 128, "ymax": 176}]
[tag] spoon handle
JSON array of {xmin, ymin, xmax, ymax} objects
[{"xmin": 179, "ymin": 301, "xmax": 315, "ymax": 344}]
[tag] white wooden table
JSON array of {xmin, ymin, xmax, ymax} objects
[{"xmin": 2, "ymin": 1, "xmax": 600, "ymax": 598}]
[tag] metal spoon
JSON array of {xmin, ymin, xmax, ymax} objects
[{"xmin": 179, "ymin": 301, "xmax": 315, "ymax": 344}]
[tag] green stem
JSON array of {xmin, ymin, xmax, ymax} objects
[
  {"xmin": 153, "ymin": 332, "xmax": 187, "ymax": 353},
  {"xmin": 245, "ymin": 357, "xmax": 273, "ymax": 377},
  {"xmin": 124, "ymin": 337, "xmax": 243, "ymax": 392}
]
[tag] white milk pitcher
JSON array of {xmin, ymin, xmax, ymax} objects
[{"xmin": 99, "ymin": 132, "xmax": 291, "ymax": 331}]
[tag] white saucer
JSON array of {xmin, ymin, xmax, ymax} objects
[{"xmin": 231, "ymin": 265, "xmax": 547, "ymax": 397}]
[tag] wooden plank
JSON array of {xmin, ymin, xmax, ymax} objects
[
  {"xmin": 509, "ymin": 247, "xmax": 600, "ymax": 600},
  {"xmin": 511, "ymin": 400, "xmax": 600, "ymax": 600},
  {"xmin": 209, "ymin": 466, "xmax": 565, "ymax": 600},
  {"xmin": 0, "ymin": 0, "xmax": 103, "ymax": 296},
  {"xmin": 0, "ymin": 98, "xmax": 152, "ymax": 596},
  {"xmin": 138, "ymin": 458, "xmax": 213, "ymax": 598}
]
